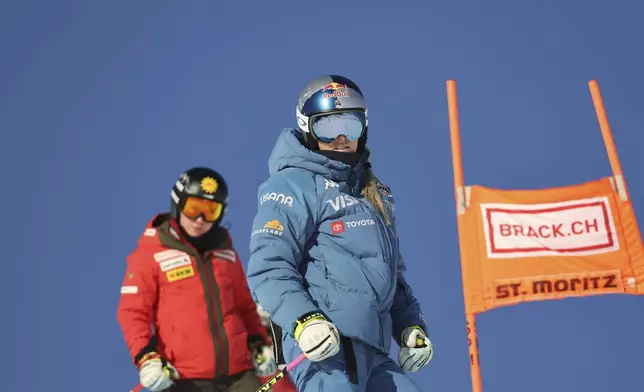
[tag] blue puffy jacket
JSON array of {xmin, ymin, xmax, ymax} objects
[{"xmin": 246, "ymin": 128, "xmax": 426, "ymax": 354}]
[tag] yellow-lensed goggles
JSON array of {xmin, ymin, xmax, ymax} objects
[{"xmin": 182, "ymin": 196, "xmax": 223, "ymax": 222}]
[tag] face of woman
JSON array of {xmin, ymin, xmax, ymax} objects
[
  {"xmin": 179, "ymin": 213, "xmax": 214, "ymax": 237},
  {"xmin": 311, "ymin": 112, "xmax": 363, "ymax": 153}
]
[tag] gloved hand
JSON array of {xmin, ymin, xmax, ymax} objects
[
  {"xmin": 294, "ymin": 312, "xmax": 340, "ymax": 362},
  {"xmin": 256, "ymin": 303, "xmax": 271, "ymax": 328},
  {"xmin": 137, "ymin": 352, "xmax": 179, "ymax": 391},
  {"xmin": 252, "ymin": 345, "xmax": 278, "ymax": 376},
  {"xmin": 398, "ymin": 326, "xmax": 433, "ymax": 372}
]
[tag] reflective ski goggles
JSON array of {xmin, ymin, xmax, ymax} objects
[
  {"xmin": 182, "ymin": 196, "xmax": 223, "ymax": 222},
  {"xmin": 310, "ymin": 111, "xmax": 366, "ymax": 144}
]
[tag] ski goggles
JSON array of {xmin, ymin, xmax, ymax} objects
[
  {"xmin": 182, "ymin": 196, "xmax": 223, "ymax": 222},
  {"xmin": 310, "ymin": 111, "xmax": 366, "ymax": 144}
]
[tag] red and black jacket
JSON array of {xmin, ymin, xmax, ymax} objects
[{"xmin": 117, "ymin": 214, "xmax": 269, "ymax": 379}]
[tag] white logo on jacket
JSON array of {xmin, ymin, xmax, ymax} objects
[
  {"xmin": 159, "ymin": 256, "xmax": 192, "ymax": 272},
  {"xmin": 324, "ymin": 179, "xmax": 339, "ymax": 189},
  {"xmin": 326, "ymin": 194, "xmax": 359, "ymax": 212},
  {"xmin": 154, "ymin": 249, "xmax": 189, "ymax": 262},
  {"xmin": 261, "ymin": 192, "xmax": 294, "ymax": 207},
  {"xmin": 346, "ymin": 219, "xmax": 375, "ymax": 228}
]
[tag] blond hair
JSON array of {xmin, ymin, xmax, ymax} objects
[{"xmin": 361, "ymin": 159, "xmax": 391, "ymax": 225}]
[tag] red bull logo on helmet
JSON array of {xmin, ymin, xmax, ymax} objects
[{"xmin": 321, "ymin": 82, "xmax": 350, "ymax": 99}]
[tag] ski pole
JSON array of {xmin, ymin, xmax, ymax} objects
[
  {"xmin": 255, "ymin": 352, "xmax": 306, "ymax": 392},
  {"xmin": 130, "ymin": 385, "xmax": 143, "ymax": 392}
]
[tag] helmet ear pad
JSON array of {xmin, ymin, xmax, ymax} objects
[
  {"xmin": 170, "ymin": 199, "xmax": 181, "ymax": 221},
  {"xmin": 302, "ymin": 131, "xmax": 319, "ymax": 150},
  {"xmin": 357, "ymin": 127, "xmax": 368, "ymax": 153}
]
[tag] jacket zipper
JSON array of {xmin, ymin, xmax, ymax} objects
[
  {"xmin": 195, "ymin": 254, "xmax": 224, "ymax": 377},
  {"xmin": 203, "ymin": 253, "xmax": 229, "ymax": 377}
]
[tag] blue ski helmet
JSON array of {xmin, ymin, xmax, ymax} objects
[{"xmin": 295, "ymin": 74, "xmax": 369, "ymax": 151}]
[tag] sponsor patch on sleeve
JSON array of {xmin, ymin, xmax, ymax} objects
[
  {"xmin": 260, "ymin": 192, "xmax": 294, "ymax": 207},
  {"xmin": 251, "ymin": 220, "xmax": 285, "ymax": 237},
  {"xmin": 121, "ymin": 285, "xmax": 139, "ymax": 294}
]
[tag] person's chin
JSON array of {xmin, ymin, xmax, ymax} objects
[{"xmin": 186, "ymin": 229, "xmax": 204, "ymax": 237}]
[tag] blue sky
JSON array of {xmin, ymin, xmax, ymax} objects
[{"xmin": 3, "ymin": 0, "xmax": 643, "ymax": 391}]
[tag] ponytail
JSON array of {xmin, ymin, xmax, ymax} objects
[{"xmin": 362, "ymin": 162, "xmax": 391, "ymax": 225}]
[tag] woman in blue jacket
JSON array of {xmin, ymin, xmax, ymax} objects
[{"xmin": 246, "ymin": 74, "xmax": 433, "ymax": 392}]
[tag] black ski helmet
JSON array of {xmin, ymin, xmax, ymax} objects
[
  {"xmin": 295, "ymin": 74, "xmax": 369, "ymax": 152},
  {"xmin": 170, "ymin": 167, "xmax": 229, "ymax": 227}
]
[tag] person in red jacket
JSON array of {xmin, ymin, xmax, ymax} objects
[
  {"xmin": 256, "ymin": 304, "xmax": 298, "ymax": 392},
  {"xmin": 117, "ymin": 167, "xmax": 278, "ymax": 392}
]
